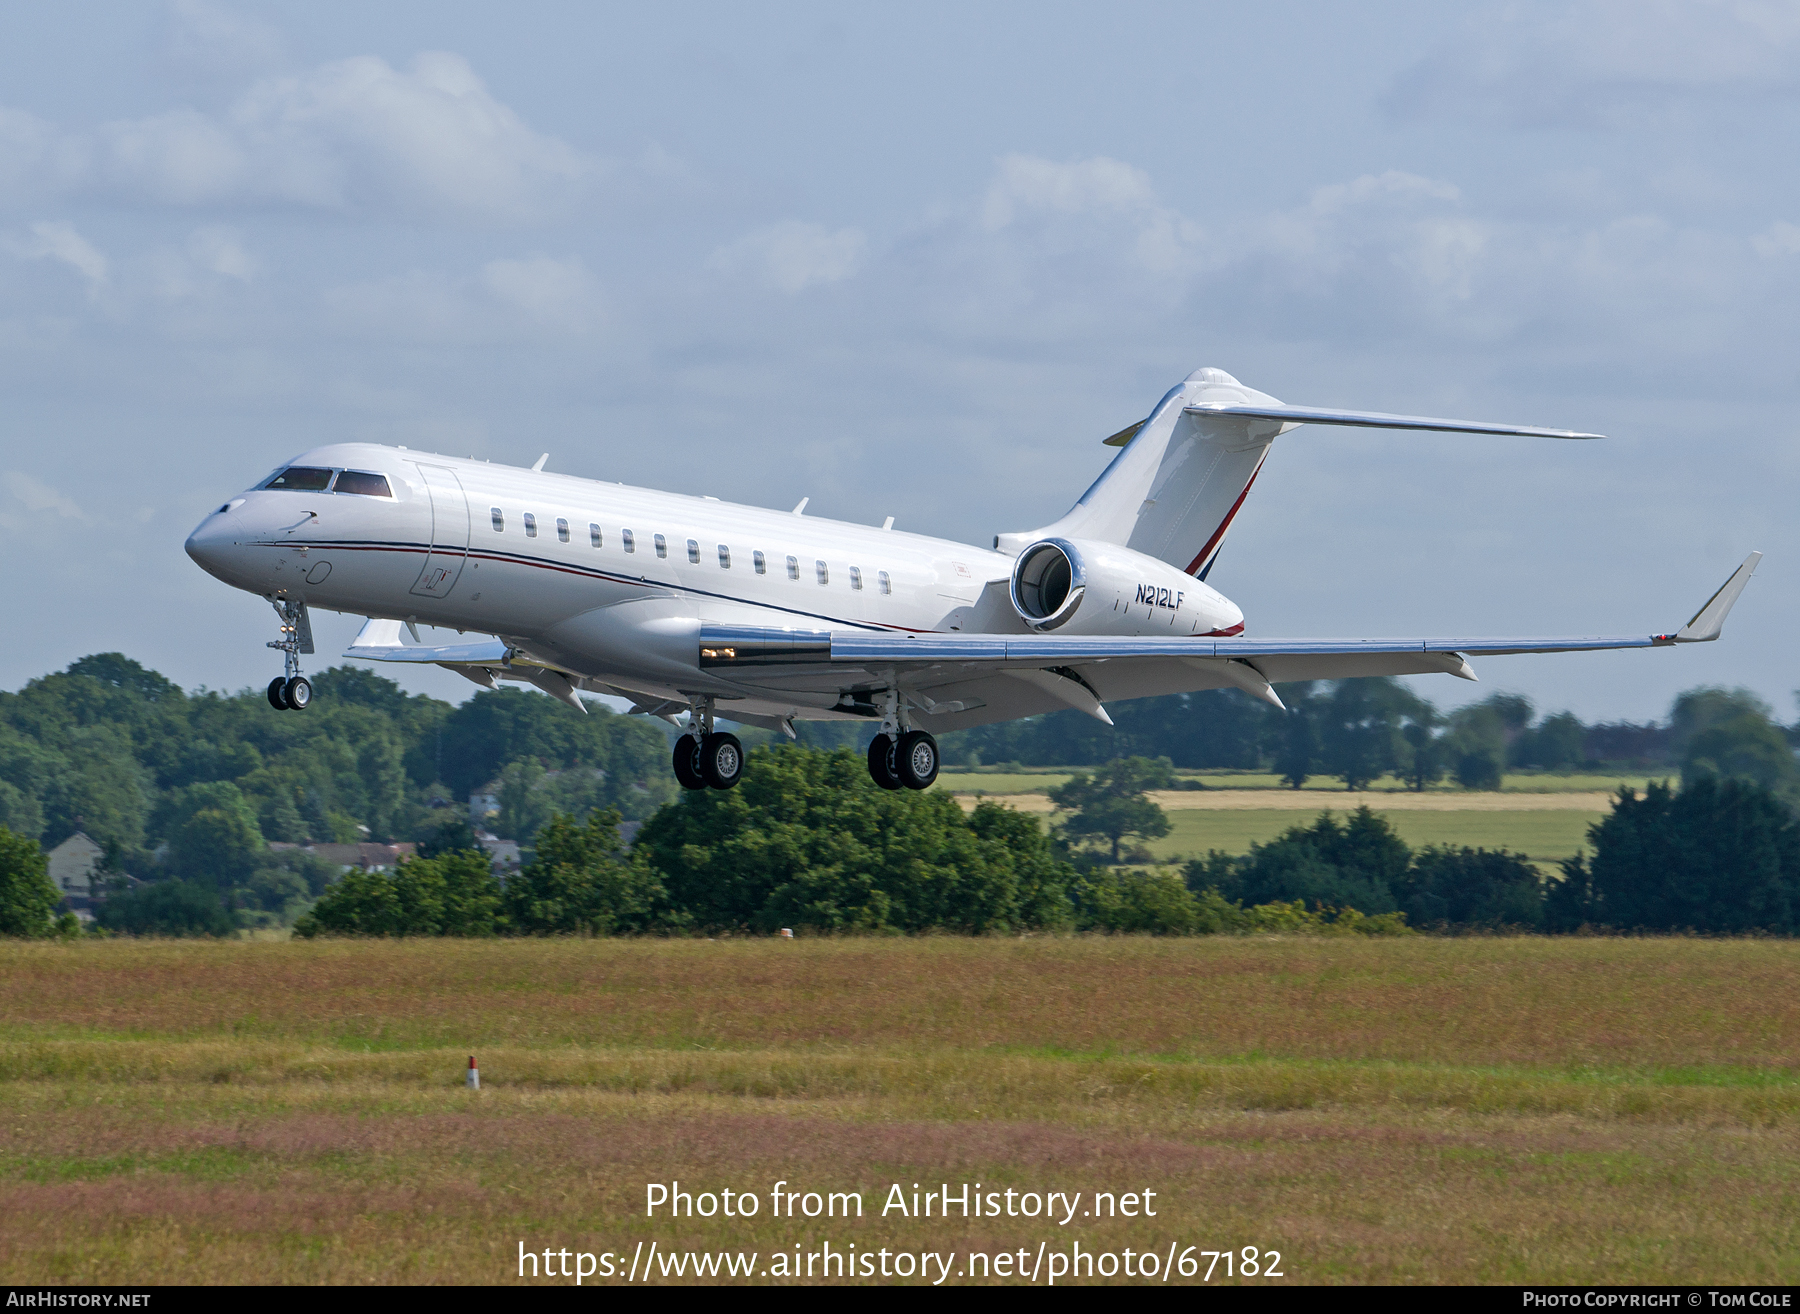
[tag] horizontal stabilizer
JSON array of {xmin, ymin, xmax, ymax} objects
[{"xmin": 1184, "ymin": 403, "xmax": 1603, "ymax": 440}]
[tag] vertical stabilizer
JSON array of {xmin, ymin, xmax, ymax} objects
[{"xmin": 1003, "ymin": 367, "xmax": 1292, "ymax": 577}]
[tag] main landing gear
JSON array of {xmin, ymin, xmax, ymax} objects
[
  {"xmin": 673, "ymin": 696, "xmax": 744, "ymax": 790},
  {"xmin": 864, "ymin": 687, "xmax": 938, "ymax": 791},
  {"xmin": 265, "ymin": 599, "xmax": 313, "ymax": 712}
]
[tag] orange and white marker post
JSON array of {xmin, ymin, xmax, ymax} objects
[{"xmin": 466, "ymin": 1055, "xmax": 479, "ymax": 1090}]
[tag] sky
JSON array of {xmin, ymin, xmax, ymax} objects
[{"xmin": 1, "ymin": 0, "xmax": 1796, "ymax": 724}]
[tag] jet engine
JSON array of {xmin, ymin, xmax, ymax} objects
[{"xmin": 1008, "ymin": 536, "xmax": 1244, "ymax": 637}]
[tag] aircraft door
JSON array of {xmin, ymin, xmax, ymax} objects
[{"xmin": 409, "ymin": 464, "xmax": 471, "ymax": 598}]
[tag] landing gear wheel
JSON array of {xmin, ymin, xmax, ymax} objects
[
  {"xmin": 673, "ymin": 737, "xmax": 707, "ymax": 790},
  {"xmin": 700, "ymin": 732, "xmax": 744, "ymax": 789},
  {"xmin": 267, "ymin": 677, "xmax": 290, "ymax": 710},
  {"xmin": 282, "ymin": 676, "xmax": 312, "ymax": 711},
  {"xmin": 867, "ymin": 734, "xmax": 902, "ymax": 790},
  {"xmin": 896, "ymin": 730, "xmax": 939, "ymax": 790}
]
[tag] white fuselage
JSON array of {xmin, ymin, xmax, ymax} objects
[{"xmin": 186, "ymin": 442, "xmax": 1245, "ymax": 719}]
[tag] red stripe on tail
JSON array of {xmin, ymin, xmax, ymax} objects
[{"xmin": 1183, "ymin": 453, "xmax": 1268, "ymax": 576}]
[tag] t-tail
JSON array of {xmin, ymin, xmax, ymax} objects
[{"xmin": 996, "ymin": 366, "xmax": 1603, "ymax": 578}]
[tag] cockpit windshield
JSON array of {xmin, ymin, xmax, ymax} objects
[
  {"xmin": 261, "ymin": 467, "xmax": 333, "ymax": 492},
  {"xmin": 258, "ymin": 467, "xmax": 393, "ymax": 497},
  {"xmin": 333, "ymin": 471, "xmax": 392, "ymax": 497}
]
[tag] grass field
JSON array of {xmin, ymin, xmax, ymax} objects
[
  {"xmin": 949, "ymin": 787, "xmax": 1611, "ymax": 866},
  {"xmin": 1142, "ymin": 808, "xmax": 1601, "ymax": 865},
  {"xmin": 3, "ymin": 937, "xmax": 1798, "ymax": 1285},
  {"xmin": 938, "ymin": 770, "xmax": 1661, "ymax": 796}
]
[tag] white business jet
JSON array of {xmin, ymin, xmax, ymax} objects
[{"xmin": 186, "ymin": 366, "xmax": 1760, "ymax": 794}]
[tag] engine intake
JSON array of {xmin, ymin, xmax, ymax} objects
[{"xmin": 1010, "ymin": 538, "xmax": 1086, "ymax": 630}]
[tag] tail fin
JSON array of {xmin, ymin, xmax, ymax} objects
[{"xmin": 998, "ymin": 367, "xmax": 1603, "ymax": 577}]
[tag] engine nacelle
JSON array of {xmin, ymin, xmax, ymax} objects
[{"xmin": 1008, "ymin": 537, "xmax": 1244, "ymax": 636}]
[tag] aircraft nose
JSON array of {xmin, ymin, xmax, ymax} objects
[{"xmin": 185, "ymin": 500, "xmax": 245, "ymax": 580}]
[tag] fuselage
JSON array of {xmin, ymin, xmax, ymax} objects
[{"xmin": 185, "ymin": 442, "xmax": 1245, "ymax": 713}]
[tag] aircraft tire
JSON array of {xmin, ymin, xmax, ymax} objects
[
  {"xmin": 866, "ymin": 734, "xmax": 902, "ymax": 790},
  {"xmin": 267, "ymin": 677, "xmax": 289, "ymax": 710},
  {"xmin": 283, "ymin": 676, "xmax": 312, "ymax": 711},
  {"xmin": 700, "ymin": 732, "xmax": 743, "ymax": 789},
  {"xmin": 672, "ymin": 737, "xmax": 707, "ymax": 790},
  {"xmin": 896, "ymin": 730, "xmax": 939, "ymax": 790}
]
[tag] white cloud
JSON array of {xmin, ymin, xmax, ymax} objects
[
  {"xmin": 980, "ymin": 154, "xmax": 1157, "ymax": 229},
  {"xmin": 7, "ymin": 220, "xmax": 108, "ymax": 294},
  {"xmin": 1252, "ymin": 171, "xmax": 1484, "ymax": 299},
  {"xmin": 1386, "ymin": 0, "xmax": 1800, "ymax": 128},
  {"xmin": 480, "ymin": 254, "xmax": 596, "ymax": 328},
  {"xmin": 1753, "ymin": 221, "xmax": 1800, "ymax": 256},
  {"xmin": 324, "ymin": 253, "xmax": 600, "ymax": 340},
  {"xmin": 186, "ymin": 226, "xmax": 254, "ymax": 279},
  {"xmin": 163, "ymin": 0, "xmax": 285, "ymax": 80},
  {"xmin": 0, "ymin": 51, "xmax": 593, "ymax": 223},
  {"xmin": 0, "ymin": 471, "xmax": 85, "ymax": 530},
  {"xmin": 707, "ymin": 220, "xmax": 866, "ymax": 294}
]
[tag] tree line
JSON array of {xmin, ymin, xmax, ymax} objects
[
  {"xmin": 940, "ymin": 682, "xmax": 1800, "ymax": 800},
  {"xmin": 0, "ymin": 651, "xmax": 1797, "ymax": 936}
]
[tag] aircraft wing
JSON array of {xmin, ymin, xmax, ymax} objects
[{"xmin": 698, "ymin": 554, "xmax": 1761, "ymax": 726}]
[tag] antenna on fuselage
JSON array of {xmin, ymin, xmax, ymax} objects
[
  {"xmin": 531, "ymin": 453, "xmax": 549, "ymax": 472},
  {"xmin": 792, "ymin": 498, "xmax": 809, "ymax": 515}
]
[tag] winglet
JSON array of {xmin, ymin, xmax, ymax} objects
[{"xmin": 1675, "ymin": 552, "xmax": 1762, "ymax": 643}]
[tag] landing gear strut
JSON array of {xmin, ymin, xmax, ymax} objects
[
  {"xmin": 673, "ymin": 696, "xmax": 743, "ymax": 790},
  {"xmin": 865, "ymin": 687, "xmax": 938, "ymax": 790},
  {"xmin": 265, "ymin": 599, "xmax": 312, "ymax": 711}
]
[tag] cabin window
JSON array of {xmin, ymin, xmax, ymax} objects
[
  {"xmin": 333, "ymin": 471, "xmax": 391, "ymax": 498},
  {"xmin": 815, "ymin": 560, "xmax": 829, "ymax": 585},
  {"xmin": 524, "ymin": 513, "xmax": 538, "ymax": 538},
  {"xmin": 849, "ymin": 566, "xmax": 863, "ymax": 591},
  {"xmin": 623, "ymin": 529, "xmax": 635, "ymax": 553},
  {"xmin": 786, "ymin": 555, "xmax": 799, "ymax": 580},
  {"xmin": 261, "ymin": 466, "xmax": 333, "ymax": 492},
  {"xmin": 878, "ymin": 570, "xmax": 891, "ymax": 596},
  {"xmin": 718, "ymin": 544, "xmax": 731, "ymax": 569},
  {"xmin": 556, "ymin": 517, "xmax": 570, "ymax": 544},
  {"xmin": 753, "ymin": 550, "xmax": 766, "ymax": 575},
  {"xmin": 589, "ymin": 523, "xmax": 602, "ymax": 548},
  {"xmin": 687, "ymin": 538, "xmax": 700, "ymax": 564},
  {"xmin": 491, "ymin": 508, "xmax": 504, "ymax": 533},
  {"xmin": 654, "ymin": 533, "xmax": 667, "ymax": 558}
]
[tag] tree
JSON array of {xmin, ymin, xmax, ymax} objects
[
  {"xmin": 1316, "ymin": 678, "xmax": 1428, "ymax": 791},
  {"xmin": 634, "ymin": 746, "xmax": 1073, "ymax": 933},
  {"xmin": 503, "ymin": 809, "xmax": 661, "ymax": 934},
  {"xmin": 160, "ymin": 781, "xmax": 266, "ymax": 891},
  {"xmin": 1512, "ymin": 711, "xmax": 1586, "ymax": 771},
  {"xmin": 96, "ymin": 880, "xmax": 235, "ymax": 937},
  {"xmin": 1200, "ymin": 807, "xmax": 1410, "ymax": 915},
  {"xmin": 1273, "ymin": 696, "xmax": 1317, "ymax": 790},
  {"xmin": 1571, "ymin": 779, "xmax": 1798, "ymax": 933},
  {"xmin": 1399, "ymin": 711, "xmax": 1446, "ymax": 791},
  {"xmin": 1446, "ymin": 701, "xmax": 1508, "ymax": 790},
  {"xmin": 0, "ymin": 825, "xmax": 64, "ymax": 937},
  {"xmin": 1395, "ymin": 846, "xmax": 1544, "ymax": 928},
  {"xmin": 1048, "ymin": 756, "xmax": 1176, "ymax": 864},
  {"xmin": 296, "ymin": 850, "xmax": 503, "ymax": 937}
]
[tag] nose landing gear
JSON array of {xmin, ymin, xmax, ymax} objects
[{"xmin": 266, "ymin": 599, "xmax": 314, "ymax": 711}]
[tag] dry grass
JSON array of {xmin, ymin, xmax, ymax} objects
[{"xmin": 3, "ymin": 938, "xmax": 1797, "ymax": 1285}]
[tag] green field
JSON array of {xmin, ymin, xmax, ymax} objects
[
  {"xmin": 3, "ymin": 938, "xmax": 1798, "ymax": 1286},
  {"xmin": 1145, "ymin": 807, "xmax": 1603, "ymax": 866},
  {"xmin": 938, "ymin": 770, "xmax": 1660, "ymax": 797}
]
